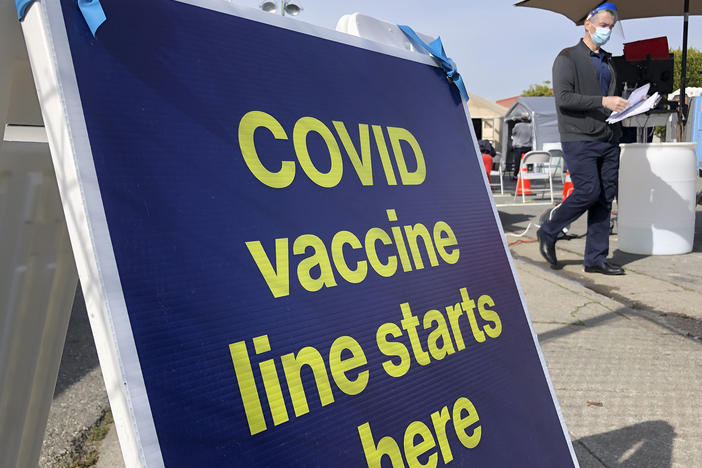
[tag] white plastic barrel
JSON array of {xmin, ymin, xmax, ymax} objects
[{"xmin": 618, "ymin": 142, "xmax": 698, "ymax": 255}]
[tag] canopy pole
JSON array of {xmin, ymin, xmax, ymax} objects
[{"xmin": 678, "ymin": 0, "xmax": 690, "ymax": 140}]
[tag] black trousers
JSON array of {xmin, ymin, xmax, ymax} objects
[
  {"xmin": 512, "ymin": 146, "xmax": 532, "ymax": 176},
  {"xmin": 540, "ymin": 140, "xmax": 620, "ymax": 266}
]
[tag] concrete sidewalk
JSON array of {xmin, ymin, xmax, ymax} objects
[
  {"xmin": 500, "ymin": 186, "xmax": 702, "ymax": 466},
  {"xmin": 519, "ymin": 258, "xmax": 702, "ymax": 467},
  {"xmin": 499, "ymin": 183, "xmax": 702, "ymax": 329}
]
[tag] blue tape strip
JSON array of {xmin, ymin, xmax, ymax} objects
[
  {"xmin": 15, "ymin": 0, "xmax": 35, "ymax": 20},
  {"xmin": 16, "ymin": 0, "xmax": 105, "ymax": 37},
  {"xmin": 398, "ymin": 25, "xmax": 469, "ymax": 102},
  {"xmin": 78, "ymin": 0, "xmax": 107, "ymax": 36}
]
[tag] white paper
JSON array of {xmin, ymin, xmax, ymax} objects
[
  {"xmin": 606, "ymin": 83, "xmax": 660, "ymax": 124},
  {"xmin": 629, "ymin": 83, "xmax": 649, "ymax": 101}
]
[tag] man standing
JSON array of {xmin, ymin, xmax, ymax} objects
[
  {"xmin": 537, "ymin": 2, "xmax": 629, "ymax": 275},
  {"xmin": 510, "ymin": 117, "xmax": 532, "ymax": 178}
]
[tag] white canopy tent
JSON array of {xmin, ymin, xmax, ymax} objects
[
  {"xmin": 468, "ymin": 92, "xmax": 507, "ymax": 148},
  {"xmin": 501, "ymin": 96, "xmax": 560, "ymax": 158}
]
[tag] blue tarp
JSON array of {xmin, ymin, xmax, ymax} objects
[{"xmin": 687, "ymin": 97, "xmax": 702, "ymax": 168}]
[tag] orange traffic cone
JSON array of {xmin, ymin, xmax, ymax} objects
[
  {"xmin": 561, "ymin": 171, "xmax": 574, "ymax": 201},
  {"xmin": 515, "ymin": 153, "xmax": 532, "ymax": 195}
]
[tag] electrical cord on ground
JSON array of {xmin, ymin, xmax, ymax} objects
[
  {"xmin": 505, "ymin": 222, "xmax": 540, "ymax": 246},
  {"xmin": 508, "ymin": 237, "xmax": 538, "ymax": 246},
  {"xmin": 503, "ymin": 203, "xmax": 595, "ymax": 246},
  {"xmin": 506, "ymin": 222, "xmax": 540, "ymax": 238}
]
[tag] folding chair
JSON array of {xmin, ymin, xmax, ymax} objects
[
  {"xmin": 547, "ymin": 148, "xmax": 565, "ymax": 183},
  {"xmin": 514, "ymin": 150, "xmax": 554, "ymax": 204},
  {"xmin": 489, "ymin": 151, "xmax": 505, "ymax": 195}
]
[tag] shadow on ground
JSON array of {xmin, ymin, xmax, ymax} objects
[
  {"xmin": 608, "ymin": 250, "xmax": 648, "ymax": 267},
  {"xmin": 498, "ymin": 211, "xmax": 536, "ymax": 233},
  {"xmin": 53, "ymin": 287, "xmax": 100, "ymax": 397},
  {"xmin": 574, "ymin": 420, "xmax": 675, "ymax": 468},
  {"xmin": 537, "ymin": 304, "xmax": 702, "ymax": 347},
  {"xmin": 544, "ymin": 258, "xmax": 582, "ymax": 270}
]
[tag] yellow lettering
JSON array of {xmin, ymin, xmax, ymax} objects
[
  {"xmin": 254, "ymin": 335, "xmax": 289, "ymax": 426},
  {"xmin": 388, "ymin": 210, "xmax": 413, "ymax": 273},
  {"xmin": 452, "ymin": 397, "xmax": 481, "ymax": 449},
  {"xmin": 430, "ymin": 407, "xmax": 453, "ymax": 464},
  {"xmin": 293, "ymin": 234, "xmax": 337, "ymax": 292},
  {"xmin": 387, "ymin": 126, "xmax": 426, "ymax": 185},
  {"xmin": 445, "ymin": 303, "xmax": 466, "ymax": 351},
  {"xmin": 365, "ymin": 227, "xmax": 398, "ymax": 278},
  {"xmin": 229, "ymin": 341, "xmax": 266, "ymax": 435},
  {"xmin": 358, "ymin": 422, "xmax": 405, "ymax": 468},
  {"xmin": 400, "ymin": 303, "xmax": 431, "ymax": 366},
  {"xmin": 238, "ymin": 111, "xmax": 294, "ymax": 188},
  {"xmin": 293, "ymin": 116, "xmax": 343, "ymax": 188},
  {"xmin": 333, "ymin": 121, "xmax": 373, "ymax": 186},
  {"xmin": 376, "ymin": 322, "xmax": 411, "ymax": 378},
  {"xmin": 478, "ymin": 294, "xmax": 502, "ymax": 339},
  {"xmin": 331, "ymin": 230, "xmax": 368, "ymax": 284},
  {"xmin": 460, "ymin": 288, "xmax": 486, "ymax": 343},
  {"xmin": 404, "ymin": 223, "xmax": 439, "ymax": 270},
  {"xmin": 329, "ymin": 336, "xmax": 369, "ymax": 396},
  {"xmin": 422, "ymin": 309, "xmax": 456, "ymax": 361},
  {"xmin": 433, "ymin": 221, "xmax": 460, "ymax": 264},
  {"xmin": 371, "ymin": 125, "xmax": 398, "ymax": 185},
  {"xmin": 403, "ymin": 421, "xmax": 437, "ymax": 468},
  {"xmin": 358, "ymin": 395, "xmax": 481, "ymax": 467},
  {"xmin": 245, "ymin": 239, "xmax": 290, "ymax": 298},
  {"xmin": 281, "ymin": 346, "xmax": 334, "ymax": 417}
]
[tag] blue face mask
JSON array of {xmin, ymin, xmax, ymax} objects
[{"xmin": 591, "ymin": 27, "xmax": 612, "ymax": 46}]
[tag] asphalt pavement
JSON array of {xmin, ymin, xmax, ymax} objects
[
  {"xmin": 38, "ymin": 288, "xmax": 109, "ymax": 467},
  {"xmin": 41, "ymin": 177, "xmax": 702, "ymax": 467}
]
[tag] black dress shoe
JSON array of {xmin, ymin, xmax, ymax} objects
[
  {"xmin": 536, "ymin": 229, "xmax": 557, "ymax": 266},
  {"xmin": 584, "ymin": 261, "xmax": 625, "ymax": 275}
]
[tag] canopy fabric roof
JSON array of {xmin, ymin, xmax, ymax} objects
[
  {"xmin": 467, "ymin": 93, "xmax": 507, "ymax": 119},
  {"xmin": 515, "ymin": 0, "xmax": 702, "ymax": 25},
  {"xmin": 505, "ymin": 97, "xmax": 557, "ymax": 118},
  {"xmin": 501, "ymin": 97, "xmax": 560, "ymax": 153},
  {"xmin": 515, "ymin": 0, "xmax": 700, "ymax": 136}
]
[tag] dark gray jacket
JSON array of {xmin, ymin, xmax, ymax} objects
[{"xmin": 552, "ymin": 40, "xmax": 621, "ymax": 143}]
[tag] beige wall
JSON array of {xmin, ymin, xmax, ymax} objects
[{"xmin": 481, "ymin": 118, "xmax": 503, "ymax": 150}]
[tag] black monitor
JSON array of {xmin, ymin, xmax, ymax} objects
[{"xmin": 612, "ymin": 55, "xmax": 674, "ymax": 96}]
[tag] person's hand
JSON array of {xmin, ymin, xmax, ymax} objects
[{"xmin": 602, "ymin": 96, "xmax": 629, "ymax": 112}]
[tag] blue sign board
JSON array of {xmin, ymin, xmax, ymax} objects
[{"xmin": 45, "ymin": 0, "xmax": 576, "ymax": 465}]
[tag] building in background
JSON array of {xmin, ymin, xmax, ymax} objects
[
  {"xmin": 468, "ymin": 92, "xmax": 508, "ymax": 150},
  {"xmin": 497, "ymin": 95, "xmax": 519, "ymax": 110}
]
